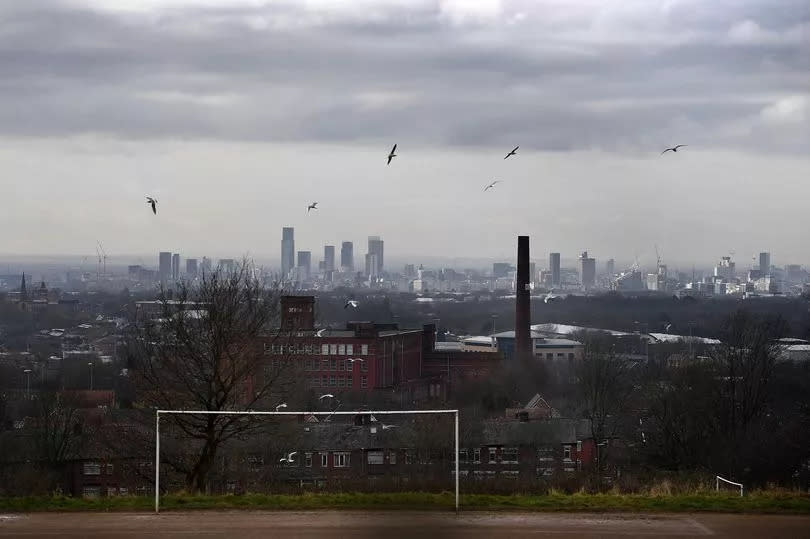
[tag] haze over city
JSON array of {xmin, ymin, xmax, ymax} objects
[{"xmin": 1, "ymin": 0, "xmax": 809, "ymax": 264}]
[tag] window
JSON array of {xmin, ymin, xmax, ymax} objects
[
  {"xmin": 312, "ymin": 376, "xmax": 320, "ymax": 387},
  {"xmin": 361, "ymin": 376, "xmax": 367, "ymax": 388},
  {"xmin": 338, "ymin": 359, "xmax": 345, "ymax": 371},
  {"xmin": 346, "ymin": 344, "xmax": 353, "ymax": 355},
  {"xmin": 473, "ymin": 448, "xmax": 481, "ymax": 464},
  {"xmin": 577, "ymin": 440, "xmax": 582, "ymax": 452},
  {"xmin": 459, "ymin": 449, "xmax": 468, "ymax": 463},
  {"xmin": 321, "ymin": 453, "xmax": 328, "ymax": 467},
  {"xmin": 338, "ymin": 376, "xmax": 346, "ymax": 388},
  {"xmin": 106, "ymin": 463, "xmax": 114, "ymax": 475},
  {"xmin": 322, "ymin": 375, "xmax": 328, "ymax": 387},
  {"xmin": 330, "ymin": 375, "xmax": 336, "ymax": 387},
  {"xmin": 389, "ymin": 451, "xmax": 397, "ymax": 465},
  {"xmin": 321, "ymin": 344, "xmax": 329, "ymax": 355},
  {"xmin": 305, "ymin": 453, "xmax": 313, "ymax": 467},
  {"xmin": 360, "ymin": 360, "xmax": 368, "ymax": 373},
  {"xmin": 502, "ymin": 448, "xmax": 518, "ymax": 464},
  {"xmin": 338, "ymin": 344, "xmax": 345, "ymax": 355},
  {"xmin": 563, "ymin": 446, "xmax": 572, "ymax": 461},
  {"xmin": 546, "ymin": 353, "xmax": 553, "ymax": 360},
  {"xmin": 82, "ymin": 487, "xmax": 101, "ymax": 498},
  {"xmin": 557, "ymin": 353, "xmax": 564, "ymax": 358},
  {"xmin": 247, "ymin": 455, "xmax": 264, "ymax": 471},
  {"xmin": 119, "ymin": 488, "xmax": 128, "ymax": 496},
  {"xmin": 107, "ymin": 487, "xmax": 118, "ymax": 497},
  {"xmin": 488, "ymin": 448, "xmax": 497, "ymax": 464},
  {"xmin": 405, "ymin": 450, "xmax": 414, "ymax": 465},
  {"xmin": 333, "ymin": 452, "xmax": 349, "ymax": 468},
  {"xmin": 367, "ymin": 451, "xmax": 384, "ymax": 465},
  {"xmin": 329, "ymin": 344, "xmax": 338, "ymax": 355},
  {"xmin": 83, "ymin": 462, "xmax": 101, "ymax": 475},
  {"xmin": 568, "ymin": 353, "xmax": 574, "ymax": 360},
  {"xmin": 361, "ymin": 344, "xmax": 368, "ymax": 355},
  {"xmin": 321, "ymin": 359, "xmax": 329, "ymax": 371}
]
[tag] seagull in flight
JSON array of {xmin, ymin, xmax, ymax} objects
[
  {"xmin": 275, "ymin": 403, "xmax": 287, "ymax": 411},
  {"xmin": 344, "ymin": 300, "xmax": 359, "ymax": 309},
  {"xmin": 279, "ymin": 451, "xmax": 297, "ymax": 463},
  {"xmin": 484, "ymin": 180, "xmax": 501, "ymax": 192},
  {"xmin": 381, "ymin": 424, "xmax": 398, "ymax": 430},
  {"xmin": 348, "ymin": 358, "xmax": 365, "ymax": 364},
  {"xmin": 319, "ymin": 394, "xmax": 335, "ymax": 400},
  {"xmin": 307, "ymin": 202, "xmax": 318, "ymax": 212},
  {"xmin": 544, "ymin": 290, "xmax": 559, "ymax": 304},
  {"xmin": 387, "ymin": 144, "xmax": 397, "ymax": 165},
  {"xmin": 146, "ymin": 197, "xmax": 157, "ymax": 215},
  {"xmin": 665, "ymin": 323, "xmax": 672, "ymax": 333},
  {"xmin": 504, "ymin": 146, "xmax": 519, "ymax": 159},
  {"xmin": 661, "ymin": 144, "xmax": 687, "ymax": 155}
]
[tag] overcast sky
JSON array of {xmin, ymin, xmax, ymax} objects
[{"xmin": 1, "ymin": 0, "xmax": 808, "ymax": 270}]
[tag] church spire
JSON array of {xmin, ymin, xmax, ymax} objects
[{"xmin": 20, "ymin": 272, "xmax": 27, "ymax": 301}]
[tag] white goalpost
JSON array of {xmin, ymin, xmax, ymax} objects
[
  {"xmin": 715, "ymin": 475, "xmax": 744, "ymax": 497},
  {"xmin": 154, "ymin": 409, "xmax": 460, "ymax": 514}
]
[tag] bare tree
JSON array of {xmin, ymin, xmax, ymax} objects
[
  {"xmin": 127, "ymin": 261, "xmax": 299, "ymax": 492},
  {"xmin": 33, "ymin": 392, "xmax": 86, "ymax": 466}
]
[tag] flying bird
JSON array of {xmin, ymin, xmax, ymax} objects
[
  {"xmin": 387, "ymin": 144, "xmax": 397, "ymax": 165},
  {"xmin": 484, "ymin": 180, "xmax": 501, "ymax": 191},
  {"xmin": 344, "ymin": 300, "xmax": 359, "ymax": 309},
  {"xmin": 348, "ymin": 358, "xmax": 365, "ymax": 364},
  {"xmin": 146, "ymin": 197, "xmax": 157, "ymax": 215},
  {"xmin": 381, "ymin": 424, "xmax": 398, "ymax": 430},
  {"xmin": 661, "ymin": 144, "xmax": 687, "ymax": 155},
  {"xmin": 665, "ymin": 323, "xmax": 672, "ymax": 333},
  {"xmin": 307, "ymin": 202, "xmax": 318, "ymax": 212},
  {"xmin": 504, "ymin": 146, "xmax": 519, "ymax": 159},
  {"xmin": 544, "ymin": 291, "xmax": 559, "ymax": 304},
  {"xmin": 279, "ymin": 451, "xmax": 297, "ymax": 463},
  {"xmin": 319, "ymin": 394, "xmax": 334, "ymax": 400},
  {"xmin": 275, "ymin": 403, "xmax": 287, "ymax": 411}
]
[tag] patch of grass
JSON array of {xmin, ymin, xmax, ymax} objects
[{"xmin": 1, "ymin": 491, "xmax": 809, "ymax": 514}]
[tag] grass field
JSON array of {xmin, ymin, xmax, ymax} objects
[{"xmin": 2, "ymin": 491, "xmax": 810, "ymax": 514}]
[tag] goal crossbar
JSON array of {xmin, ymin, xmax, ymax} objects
[
  {"xmin": 155, "ymin": 409, "xmax": 459, "ymax": 513},
  {"xmin": 715, "ymin": 475, "xmax": 744, "ymax": 497}
]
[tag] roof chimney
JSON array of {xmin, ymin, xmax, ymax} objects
[{"xmin": 515, "ymin": 236, "xmax": 532, "ymax": 361}]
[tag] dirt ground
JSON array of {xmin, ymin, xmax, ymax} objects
[{"xmin": 1, "ymin": 510, "xmax": 809, "ymax": 538}]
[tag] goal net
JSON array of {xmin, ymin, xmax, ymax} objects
[
  {"xmin": 154, "ymin": 409, "xmax": 459, "ymax": 513},
  {"xmin": 715, "ymin": 475, "xmax": 744, "ymax": 497}
]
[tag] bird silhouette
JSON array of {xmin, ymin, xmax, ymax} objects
[
  {"xmin": 319, "ymin": 394, "xmax": 334, "ymax": 400},
  {"xmin": 661, "ymin": 144, "xmax": 687, "ymax": 155},
  {"xmin": 504, "ymin": 146, "xmax": 519, "ymax": 159},
  {"xmin": 279, "ymin": 451, "xmax": 297, "ymax": 463},
  {"xmin": 275, "ymin": 403, "xmax": 287, "ymax": 411},
  {"xmin": 381, "ymin": 424, "xmax": 397, "ymax": 430},
  {"xmin": 387, "ymin": 144, "xmax": 397, "ymax": 165},
  {"xmin": 307, "ymin": 202, "xmax": 318, "ymax": 212},
  {"xmin": 484, "ymin": 180, "xmax": 501, "ymax": 191},
  {"xmin": 348, "ymin": 358, "xmax": 365, "ymax": 364},
  {"xmin": 146, "ymin": 197, "xmax": 157, "ymax": 215},
  {"xmin": 344, "ymin": 300, "xmax": 359, "ymax": 309}
]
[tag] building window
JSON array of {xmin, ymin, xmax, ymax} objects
[
  {"xmin": 405, "ymin": 450, "xmax": 413, "ymax": 465},
  {"xmin": 321, "ymin": 453, "xmax": 328, "ymax": 467},
  {"xmin": 106, "ymin": 463, "xmax": 114, "ymax": 475},
  {"xmin": 82, "ymin": 487, "xmax": 101, "ymax": 498},
  {"xmin": 119, "ymin": 488, "xmax": 128, "ymax": 496},
  {"xmin": 563, "ymin": 446, "xmax": 572, "ymax": 461},
  {"xmin": 577, "ymin": 440, "xmax": 582, "ymax": 452},
  {"xmin": 312, "ymin": 376, "xmax": 320, "ymax": 387},
  {"xmin": 346, "ymin": 344, "xmax": 353, "ymax": 355},
  {"xmin": 502, "ymin": 448, "xmax": 518, "ymax": 464},
  {"xmin": 557, "ymin": 353, "xmax": 564, "ymax": 358},
  {"xmin": 361, "ymin": 344, "xmax": 368, "ymax": 355},
  {"xmin": 83, "ymin": 462, "xmax": 102, "ymax": 475},
  {"xmin": 321, "ymin": 344, "xmax": 329, "ymax": 355},
  {"xmin": 305, "ymin": 453, "xmax": 313, "ymax": 467},
  {"xmin": 338, "ymin": 344, "xmax": 345, "ymax": 355},
  {"xmin": 459, "ymin": 449, "xmax": 468, "ymax": 463},
  {"xmin": 329, "ymin": 344, "xmax": 338, "ymax": 355},
  {"xmin": 361, "ymin": 375, "xmax": 367, "ymax": 388},
  {"xmin": 389, "ymin": 451, "xmax": 397, "ymax": 465},
  {"xmin": 330, "ymin": 375, "xmax": 336, "ymax": 387},
  {"xmin": 322, "ymin": 375, "xmax": 328, "ymax": 387},
  {"xmin": 338, "ymin": 359, "xmax": 345, "ymax": 371},
  {"xmin": 488, "ymin": 448, "xmax": 497, "ymax": 464},
  {"xmin": 360, "ymin": 360, "xmax": 368, "ymax": 373},
  {"xmin": 334, "ymin": 452, "xmax": 349, "ymax": 468},
  {"xmin": 107, "ymin": 487, "xmax": 118, "ymax": 497},
  {"xmin": 546, "ymin": 353, "xmax": 553, "ymax": 360},
  {"xmin": 473, "ymin": 449, "xmax": 481, "ymax": 464},
  {"xmin": 338, "ymin": 376, "xmax": 346, "ymax": 388},
  {"xmin": 568, "ymin": 353, "xmax": 574, "ymax": 360},
  {"xmin": 367, "ymin": 451, "xmax": 384, "ymax": 465},
  {"xmin": 321, "ymin": 359, "xmax": 329, "ymax": 371}
]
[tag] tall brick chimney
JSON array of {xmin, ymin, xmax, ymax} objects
[{"xmin": 515, "ymin": 236, "xmax": 532, "ymax": 361}]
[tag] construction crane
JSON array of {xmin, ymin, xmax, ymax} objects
[{"xmin": 97, "ymin": 241, "xmax": 108, "ymax": 277}]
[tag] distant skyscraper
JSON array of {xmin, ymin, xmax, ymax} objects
[
  {"xmin": 549, "ymin": 253, "xmax": 561, "ymax": 287},
  {"xmin": 186, "ymin": 258, "xmax": 198, "ymax": 277},
  {"xmin": 219, "ymin": 259, "xmax": 235, "ymax": 274},
  {"xmin": 365, "ymin": 253, "xmax": 380, "ymax": 278},
  {"xmin": 404, "ymin": 264, "xmax": 416, "ymax": 278},
  {"xmin": 492, "ymin": 263, "xmax": 512, "ymax": 278},
  {"xmin": 158, "ymin": 252, "xmax": 172, "ymax": 283},
  {"xmin": 340, "ymin": 241, "xmax": 354, "ymax": 271},
  {"xmin": 201, "ymin": 257, "xmax": 212, "ymax": 275},
  {"xmin": 281, "ymin": 227, "xmax": 295, "ymax": 277},
  {"xmin": 297, "ymin": 251, "xmax": 312, "ymax": 280},
  {"xmin": 171, "ymin": 253, "xmax": 180, "ymax": 281},
  {"xmin": 759, "ymin": 252, "xmax": 771, "ymax": 275},
  {"xmin": 366, "ymin": 236, "xmax": 384, "ymax": 275},
  {"xmin": 324, "ymin": 245, "xmax": 335, "ymax": 273},
  {"xmin": 606, "ymin": 258, "xmax": 615, "ymax": 277},
  {"xmin": 580, "ymin": 251, "xmax": 596, "ymax": 288}
]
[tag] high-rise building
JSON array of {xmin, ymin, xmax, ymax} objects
[
  {"xmin": 606, "ymin": 258, "xmax": 615, "ymax": 277},
  {"xmin": 365, "ymin": 253, "xmax": 380, "ymax": 278},
  {"xmin": 493, "ymin": 263, "xmax": 512, "ymax": 278},
  {"xmin": 281, "ymin": 227, "xmax": 295, "ymax": 277},
  {"xmin": 158, "ymin": 252, "xmax": 172, "ymax": 283},
  {"xmin": 340, "ymin": 241, "xmax": 354, "ymax": 271},
  {"xmin": 297, "ymin": 251, "xmax": 312, "ymax": 280},
  {"xmin": 549, "ymin": 253, "xmax": 561, "ymax": 287},
  {"xmin": 759, "ymin": 252, "xmax": 771, "ymax": 275},
  {"xmin": 171, "ymin": 253, "xmax": 180, "ymax": 281},
  {"xmin": 324, "ymin": 245, "xmax": 335, "ymax": 273},
  {"xmin": 366, "ymin": 236, "xmax": 384, "ymax": 275},
  {"xmin": 715, "ymin": 256, "xmax": 736, "ymax": 280},
  {"xmin": 201, "ymin": 257, "xmax": 212, "ymax": 275},
  {"xmin": 186, "ymin": 258, "xmax": 198, "ymax": 277},
  {"xmin": 580, "ymin": 251, "xmax": 596, "ymax": 288},
  {"xmin": 219, "ymin": 259, "xmax": 235, "ymax": 274},
  {"xmin": 404, "ymin": 264, "xmax": 416, "ymax": 278}
]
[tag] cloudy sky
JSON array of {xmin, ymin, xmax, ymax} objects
[{"xmin": 1, "ymin": 0, "xmax": 808, "ymax": 269}]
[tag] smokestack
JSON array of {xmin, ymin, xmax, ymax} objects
[{"xmin": 515, "ymin": 235, "xmax": 531, "ymax": 361}]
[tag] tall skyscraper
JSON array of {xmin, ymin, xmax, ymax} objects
[
  {"xmin": 158, "ymin": 252, "xmax": 172, "ymax": 283},
  {"xmin": 186, "ymin": 258, "xmax": 198, "ymax": 277},
  {"xmin": 580, "ymin": 251, "xmax": 596, "ymax": 288},
  {"xmin": 201, "ymin": 257, "xmax": 212, "ymax": 275},
  {"xmin": 549, "ymin": 252, "xmax": 561, "ymax": 287},
  {"xmin": 366, "ymin": 236, "xmax": 384, "ymax": 275},
  {"xmin": 281, "ymin": 227, "xmax": 295, "ymax": 277},
  {"xmin": 340, "ymin": 241, "xmax": 354, "ymax": 271},
  {"xmin": 365, "ymin": 254, "xmax": 379, "ymax": 278},
  {"xmin": 297, "ymin": 251, "xmax": 311, "ymax": 280},
  {"xmin": 606, "ymin": 258, "xmax": 615, "ymax": 277},
  {"xmin": 171, "ymin": 253, "xmax": 180, "ymax": 281},
  {"xmin": 759, "ymin": 252, "xmax": 771, "ymax": 275},
  {"xmin": 324, "ymin": 245, "xmax": 335, "ymax": 273}
]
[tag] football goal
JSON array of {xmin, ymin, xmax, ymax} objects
[
  {"xmin": 154, "ymin": 408, "xmax": 460, "ymax": 513},
  {"xmin": 715, "ymin": 475, "xmax": 744, "ymax": 497}
]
